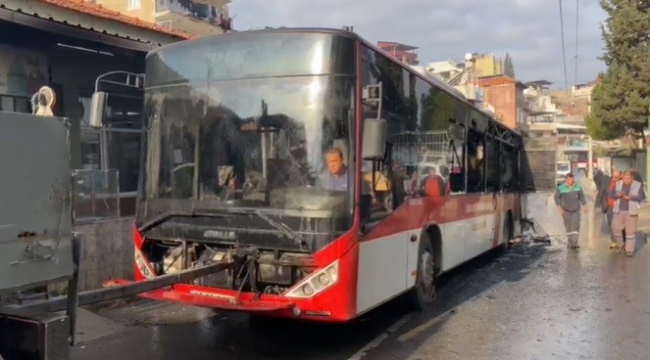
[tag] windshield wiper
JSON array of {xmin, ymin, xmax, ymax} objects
[{"xmin": 254, "ymin": 210, "xmax": 306, "ymax": 248}]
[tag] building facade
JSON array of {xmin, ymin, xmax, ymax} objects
[
  {"xmin": 571, "ymin": 80, "xmax": 598, "ymax": 102},
  {"xmin": 523, "ymin": 80, "xmax": 559, "ymax": 124},
  {"xmin": 91, "ymin": 0, "xmax": 233, "ymax": 36},
  {"xmin": 425, "ymin": 60, "xmax": 463, "ymax": 82},
  {"xmin": 474, "ymin": 53, "xmax": 503, "ymax": 78},
  {"xmin": 478, "ymin": 75, "xmax": 527, "ymax": 130},
  {"xmin": 377, "ymin": 41, "xmax": 419, "ymax": 65}
]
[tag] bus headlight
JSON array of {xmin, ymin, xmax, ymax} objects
[
  {"xmin": 285, "ymin": 260, "xmax": 339, "ymax": 299},
  {"xmin": 302, "ymin": 284, "xmax": 314, "ymax": 296},
  {"xmin": 134, "ymin": 249, "xmax": 154, "ymax": 279},
  {"xmin": 318, "ymin": 273, "xmax": 331, "ymax": 286}
]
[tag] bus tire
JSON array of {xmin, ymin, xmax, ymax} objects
[{"xmin": 406, "ymin": 232, "xmax": 437, "ymax": 311}]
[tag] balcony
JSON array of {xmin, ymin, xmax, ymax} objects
[
  {"xmin": 564, "ymin": 139, "xmax": 590, "ymax": 152},
  {"xmin": 155, "ymin": 0, "xmax": 232, "ymax": 36},
  {"xmin": 156, "ymin": 0, "xmax": 232, "ymax": 14}
]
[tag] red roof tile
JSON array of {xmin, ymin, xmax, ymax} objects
[
  {"xmin": 36, "ymin": 0, "xmax": 192, "ymax": 40},
  {"xmin": 478, "ymin": 75, "xmax": 515, "ymax": 87}
]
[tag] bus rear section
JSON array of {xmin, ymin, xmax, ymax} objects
[{"xmin": 106, "ymin": 28, "xmax": 523, "ymax": 323}]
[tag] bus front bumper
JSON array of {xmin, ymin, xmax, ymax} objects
[{"xmin": 104, "ymin": 279, "xmax": 294, "ymax": 312}]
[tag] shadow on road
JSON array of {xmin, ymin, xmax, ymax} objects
[
  {"xmin": 366, "ymin": 242, "xmax": 552, "ymax": 360},
  {"xmin": 75, "ymin": 193, "xmax": 561, "ymax": 360},
  {"xmin": 223, "ymin": 240, "xmax": 552, "ymax": 360}
]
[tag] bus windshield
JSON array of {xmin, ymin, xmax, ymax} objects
[{"xmin": 138, "ymin": 32, "xmax": 355, "ymax": 240}]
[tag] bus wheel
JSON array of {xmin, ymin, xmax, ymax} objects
[{"xmin": 406, "ymin": 233, "xmax": 437, "ymax": 311}]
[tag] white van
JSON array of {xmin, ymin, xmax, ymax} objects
[{"xmin": 556, "ymin": 161, "xmax": 571, "ymax": 185}]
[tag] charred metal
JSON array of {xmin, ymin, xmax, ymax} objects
[{"xmin": 141, "ymin": 237, "xmax": 315, "ymax": 296}]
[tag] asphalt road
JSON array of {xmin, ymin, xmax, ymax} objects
[{"xmin": 71, "ymin": 192, "xmax": 650, "ymax": 360}]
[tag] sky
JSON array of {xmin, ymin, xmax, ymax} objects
[{"xmin": 229, "ymin": 0, "xmax": 607, "ymax": 89}]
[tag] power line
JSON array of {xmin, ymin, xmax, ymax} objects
[
  {"xmin": 558, "ymin": 0, "xmax": 569, "ymax": 91},
  {"xmin": 574, "ymin": 0, "xmax": 580, "ymax": 86}
]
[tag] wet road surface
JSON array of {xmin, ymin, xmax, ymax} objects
[{"xmin": 71, "ymin": 192, "xmax": 650, "ymax": 360}]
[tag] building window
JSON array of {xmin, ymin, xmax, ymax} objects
[
  {"xmin": 105, "ymin": 130, "xmax": 141, "ymax": 194},
  {"xmin": 76, "ymin": 91, "xmax": 143, "ymax": 217},
  {"xmin": 0, "ymin": 95, "xmax": 31, "ymax": 113},
  {"xmin": 128, "ymin": 0, "xmax": 141, "ymax": 9},
  {"xmin": 80, "ymin": 131, "xmax": 101, "ymax": 170}
]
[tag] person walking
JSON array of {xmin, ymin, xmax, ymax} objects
[
  {"xmin": 604, "ymin": 170, "xmax": 623, "ymax": 249},
  {"xmin": 595, "ymin": 170, "xmax": 611, "ymax": 211},
  {"xmin": 629, "ymin": 168, "xmax": 644, "ymax": 187},
  {"xmin": 593, "ymin": 167, "xmax": 604, "ymax": 189},
  {"xmin": 609, "ymin": 170, "xmax": 646, "ymax": 257},
  {"xmin": 555, "ymin": 173, "xmax": 588, "ymax": 249}
]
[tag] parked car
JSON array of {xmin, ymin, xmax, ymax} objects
[{"xmin": 556, "ymin": 161, "xmax": 571, "ymax": 186}]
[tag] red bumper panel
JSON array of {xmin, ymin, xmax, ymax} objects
[{"xmin": 104, "ymin": 279, "xmax": 292, "ymax": 312}]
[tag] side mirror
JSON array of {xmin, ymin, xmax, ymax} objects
[
  {"xmin": 361, "ymin": 118, "xmax": 387, "ymax": 160},
  {"xmin": 89, "ymin": 92, "xmax": 108, "ymax": 129}
]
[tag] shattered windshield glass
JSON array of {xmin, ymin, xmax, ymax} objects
[{"xmin": 137, "ymin": 32, "xmax": 355, "ymax": 245}]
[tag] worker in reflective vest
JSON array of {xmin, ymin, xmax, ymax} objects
[
  {"xmin": 554, "ymin": 173, "xmax": 588, "ymax": 249},
  {"xmin": 609, "ymin": 170, "xmax": 646, "ymax": 257},
  {"xmin": 605, "ymin": 170, "xmax": 623, "ymax": 249}
]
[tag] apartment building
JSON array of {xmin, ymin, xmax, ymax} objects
[
  {"xmin": 478, "ymin": 75, "xmax": 528, "ymax": 130},
  {"xmin": 474, "ymin": 53, "xmax": 503, "ymax": 78},
  {"xmin": 91, "ymin": 0, "xmax": 233, "ymax": 36},
  {"xmin": 377, "ymin": 41, "xmax": 419, "ymax": 65}
]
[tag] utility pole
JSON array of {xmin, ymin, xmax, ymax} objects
[
  {"xmin": 587, "ymin": 135, "xmax": 594, "ymax": 179},
  {"xmin": 646, "ymin": 108, "xmax": 650, "ymax": 191}
]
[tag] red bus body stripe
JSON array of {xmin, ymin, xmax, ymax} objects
[{"xmin": 362, "ymin": 194, "xmax": 518, "ymax": 241}]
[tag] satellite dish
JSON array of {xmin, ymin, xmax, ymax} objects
[{"xmin": 464, "ymin": 53, "xmax": 473, "ymax": 61}]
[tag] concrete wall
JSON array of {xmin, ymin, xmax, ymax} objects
[
  {"xmin": 475, "ymin": 54, "xmax": 502, "ymax": 77},
  {"xmin": 71, "ymin": 218, "xmax": 134, "ymax": 292},
  {"xmin": 481, "ymin": 82, "xmax": 516, "ymax": 129},
  {"xmin": 96, "ymin": 0, "xmax": 156, "ymax": 22}
]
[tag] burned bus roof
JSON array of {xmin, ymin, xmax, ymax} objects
[{"xmin": 145, "ymin": 27, "xmax": 520, "ymax": 140}]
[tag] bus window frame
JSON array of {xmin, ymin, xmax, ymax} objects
[{"xmin": 356, "ymin": 39, "xmax": 522, "ymax": 203}]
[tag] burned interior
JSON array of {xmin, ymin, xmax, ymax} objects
[{"xmin": 138, "ymin": 208, "xmax": 348, "ymax": 295}]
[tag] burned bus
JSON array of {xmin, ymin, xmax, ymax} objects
[{"xmin": 91, "ymin": 28, "xmax": 524, "ymax": 322}]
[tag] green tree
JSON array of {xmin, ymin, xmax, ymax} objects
[
  {"xmin": 588, "ymin": 0, "xmax": 650, "ymax": 139},
  {"xmin": 503, "ymin": 52, "xmax": 515, "ymax": 78}
]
